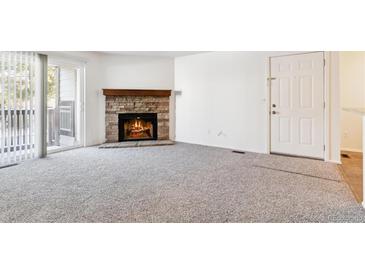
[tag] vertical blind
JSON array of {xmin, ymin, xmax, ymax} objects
[{"xmin": 0, "ymin": 51, "xmax": 36, "ymax": 166}]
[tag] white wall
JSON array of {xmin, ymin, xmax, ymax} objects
[
  {"xmin": 327, "ymin": 52, "xmax": 341, "ymax": 163},
  {"xmin": 175, "ymin": 51, "xmax": 341, "ymax": 162},
  {"xmin": 175, "ymin": 52, "xmax": 287, "ymax": 153},
  {"xmin": 100, "ymin": 54, "xmax": 174, "ymax": 89},
  {"xmin": 340, "ymin": 52, "xmax": 365, "ymax": 152}
]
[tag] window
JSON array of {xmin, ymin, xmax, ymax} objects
[{"xmin": 0, "ymin": 52, "xmax": 36, "ymax": 166}]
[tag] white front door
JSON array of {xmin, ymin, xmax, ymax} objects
[{"xmin": 270, "ymin": 52, "xmax": 325, "ymax": 159}]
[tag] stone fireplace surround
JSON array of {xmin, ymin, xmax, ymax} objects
[{"xmin": 103, "ymin": 89, "xmax": 171, "ymax": 143}]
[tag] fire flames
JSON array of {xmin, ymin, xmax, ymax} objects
[{"xmin": 126, "ymin": 119, "xmax": 152, "ymax": 139}]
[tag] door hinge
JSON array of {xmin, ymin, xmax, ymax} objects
[
  {"xmin": 323, "ymin": 59, "xmax": 326, "ymax": 66},
  {"xmin": 323, "ymin": 145, "xmax": 326, "ymax": 151},
  {"xmin": 323, "ymin": 102, "xmax": 325, "ymax": 109}
]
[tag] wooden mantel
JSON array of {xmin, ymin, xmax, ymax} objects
[{"xmin": 102, "ymin": 89, "xmax": 171, "ymax": 97}]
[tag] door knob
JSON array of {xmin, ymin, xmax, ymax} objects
[
  {"xmin": 272, "ymin": 110, "xmax": 277, "ymax": 115},
  {"xmin": 272, "ymin": 104, "xmax": 276, "ymax": 108}
]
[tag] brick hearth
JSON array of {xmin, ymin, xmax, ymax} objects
[{"xmin": 105, "ymin": 95, "xmax": 170, "ymax": 142}]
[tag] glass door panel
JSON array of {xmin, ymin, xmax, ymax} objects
[{"xmin": 47, "ymin": 64, "xmax": 80, "ymax": 152}]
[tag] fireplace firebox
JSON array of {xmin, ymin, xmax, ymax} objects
[{"xmin": 118, "ymin": 113, "xmax": 158, "ymax": 142}]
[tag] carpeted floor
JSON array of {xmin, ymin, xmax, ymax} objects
[{"xmin": 0, "ymin": 142, "xmax": 364, "ymax": 223}]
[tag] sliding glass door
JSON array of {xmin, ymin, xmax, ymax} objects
[
  {"xmin": 47, "ymin": 60, "xmax": 83, "ymax": 152},
  {"xmin": 0, "ymin": 53, "xmax": 84, "ymax": 164}
]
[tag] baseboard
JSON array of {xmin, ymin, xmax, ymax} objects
[
  {"xmin": 327, "ymin": 159, "xmax": 342, "ymax": 164},
  {"xmin": 175, "ymin": 140, "xmax": 267, "ymax": 155},
  {"xmin": 85, "ymin": 139, "xmax": 106, "ymax": 147},
  {"xmin": 362, "ymin": 201, "xmax": 365, "ymax": 209},
  {"xmin": 47, "ymin": 145, "xmax": 83, "ymax": 155},
  {"xmin": 341, "ymin": 147, "xmax": 363, "ymax": 153}
]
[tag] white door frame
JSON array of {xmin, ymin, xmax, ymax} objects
[
  {"xmin": 47, "ymin": 56, "xmax": 86, "ymax": 153},
  {"xmin": 266, "ymin": 51, "xmax": 332, "ymax": 161}
]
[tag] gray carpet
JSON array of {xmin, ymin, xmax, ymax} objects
[{"xmin": 0, "ymin": 143, "xmax": 364, "ymax": 223}]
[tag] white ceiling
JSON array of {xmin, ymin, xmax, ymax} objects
[{"xmin": 101, "ymin": 51, "xmax": 206, "ymax": 58}]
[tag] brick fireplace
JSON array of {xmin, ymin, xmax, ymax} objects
[{"xmin": 103, "ymin": 89, "xmax": 171, "ymax": 142}]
